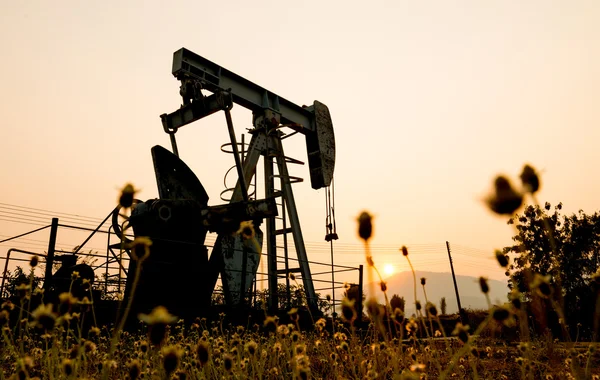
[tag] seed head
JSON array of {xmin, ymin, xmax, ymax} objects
[
  {"xmin": 520, "ymin": 164, "xmax": 540, "ymax": 194},
  {"xmin": 138, "ymin": 306, "xmax": 178, "ymax": 346},
  {"xmin": 31, "ymin": 303, "xmax": 57, "ymax": 331},
  {"xmin": 486, "ymin": 176, "xmax": 523, "ymax": 215},
  {"xmin": 127, "ymin": 236, "xmax": 153, "ymax": 261},
  {"xmin": 61, "ymin": 359, "xmax": 73, "ymax": 376},
  {"xmin": 128, "ymin": 359, "xmax": 142, "ymax": 380},
  {"xmin": 341, "ymin": 298, "xmax": 357, "ymax": 322},
  {"xmin": 245, "ymin": 340, "xmax": 258, "ymax": 356},
  {"xmin": 531, "ymin": 274, "xmax": 552, "ymax": 298},
  {"xmin": 415, "ymin": 301, "xmax": 422, "ymax": 311},
  {"xmin": 29, "ymin": 255, "xmax": 39, "ymax": 268},
  {"xmin": 401, "ymin": 246, "xmax": 409, "ymax": 256},
  {"xmin": 379, "ymin": 281, "xmax": 387, "ymax": 292},
  {"xmin": 426, "ymin": 302, "xmax": 438, "ymax": 317},
  {"xmin": 263, "ymin": 315, "xmax": 278, "ymax": 332},
  {"xmin": 479, "ymin": 277, "xmax": 489, "ymax": 294},
  {"xmin": 391, "ymin": 308, "xmax": 405, "ymax": 324},
  {"xmin": 223, "ymin": 354, "xmax": 234, "ymax": 372},
  {"xmin": 492, "ymin": 305, "xmax": 511, "ymax": 322},
  {"xmin": 357, "ymin": 212, "xmax": 373, "ymax": 241},
  {"xmin": 420, "ymin": 277, "xmax": 426, "ymax": 286},
  {"xmin": 452, "ymin": 323, "xmax": 470, "ymax": 344},
  {"xmin": 196, "ymin": 341, "xmax": 210, "ymax": 365},
  {"xmin": 1, "ymin": 301, "xmax": 15, "ymax": 311},
  {"xmin": 495, "ymin": 250, "xmax": 509, "ymax": 268},
  {"xmin": 139, "ymin": 305, "xmax": 177, "ymax": 325},
  {"xmin": 510, "ymin": 289, "xmax": 522, "ymax": 309},
  {"xmin": 0, "ymin": 310, "xmax": 9, "ymax": 326},
  {"xmin": 118, "ymin": 183, "xmax": 137, "ymax": 208},
  {"xmin": 236, "ymin": 221, "xmax": 255, "ymax": 240},
  {"xmin": 16, "ymin": 283, "xmax": 31, "ymax": 299},
  {"xmin": 162, "ymin": 346, "xmax": 182, "ymax": 375}
]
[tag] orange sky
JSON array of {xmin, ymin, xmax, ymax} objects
[{"xmin": 1, "ymin": 1, "xmax": 599, "ymax": 290}]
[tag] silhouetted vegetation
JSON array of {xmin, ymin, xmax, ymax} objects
[{"xmin": 504, "ymin": 202, "xmax": 600, "ymax": 338}]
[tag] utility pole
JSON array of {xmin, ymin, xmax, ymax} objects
[
  {"xmin": 446, "ymin": 241, "xmax": 464, "ymax": 322},
  {"xmin": 44, "ymin": 218, "xmax": 59, "ymax": 291}
]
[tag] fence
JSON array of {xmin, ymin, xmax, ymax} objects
[{"xmin": 0, "ymin": 214, "xmax": 362, "ymax": 315}]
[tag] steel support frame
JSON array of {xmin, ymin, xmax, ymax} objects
[{"xmin": 216, "ymin": 127, "xmax": 319, "ymax": 313}]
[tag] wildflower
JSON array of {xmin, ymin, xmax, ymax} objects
[
  {"xmin": 162, "ymin": 346, "xmax": 182, "ymax": 376},
  {"xmin": 138, "ymin": 306, "xmax": 178, "ymax": 346},
  {"xmin": 357, "ymin": 211, "xmax": 373, "ymax": 241},
  {"xmin": 16, "ymin": 283, "xmax": 31, "ymax": 298},
  {"xmin": 245, "ymin": 340, "xmax": 258, "ymax": 356},
  {"xmin": 277, "ymin": 324, "xmax": 290, "ymax": 337},
  {"xmin": 392, "ymin": 308, "xmax": 404, "ymax": 324},
  {"xmin": 486, "ymin": 176, "xmax": 523, "ymax": 215},
  {"xmin": 84, "ymin": 340, "xmax": 96, "ymax": 353},
  {"xmin": 30, "ymin": 255, "xmax": 39, "ymax": 267},
  {"xmin": 291, "ymin": 330, "xmax": 301, "ymax": 343},
  {"xmin": 127, "ymin": 236, "xmax": 153, "ymax": 261},
  {"xmin": 195, "ymin": 341, "xmax": 210, "ymax": 365},
  {"xmin": 297, "ymin": 366, "xmax": 310, "ymax": 380},
  {"xmin": 452, "ymin": 323, "xmax": 470, "ymax": 344},
  {"xmin": 380, "ymin": 281, "xmax": 387, "ymax": 292},
  {"xmin": 236, "ymin": 221, "xmax": 255, "ymax": 239},
  {"xmin": 341, "ymin": 298, "xmax": 357, "ymax": 322},
  {"xmin": 223, "ymin": 354, "xmax": 234, "ymax": 372},
  {"xmin": 31, "ymin": 303, "xmax": 57, "ymax": 331},
  {"xmin": 288, "ymin": 307, "xmax": 299, "ymax": 322},
  {"xmin": 492, "ymin": 304, "xmax": 511, "ymax": 322},
  {"xmin": 263, "ymin": 315, "xmax": 278, "ymax": 332},
  {"xmin": 479, "ymin": 277, "xmax": 489, "ymax": 294},
  {"xmin": 531, "ymin": 274, "xmax": 552, "ymax": 298},
  {"xmin": 62, "ymin": 358, "xmax": 73, "ymax": 376},
  {"xmin": 69, "ymin": 345, "xmax": 79, "ymax": 359},
  {"xmin": 295, "ymin": 343, "xmax": 306, "ymax": 355},
  {"xmin": 520, "ymin": 164, "xmax": 540, "ymax": 194},
  {"xmin": 1, "ymin": 301, "xmax": 15, "ymax": 311},
  {"xmin": 59, "ymin": 292, "xmax": 77, "ymax": 314},
  {"xmin": 366, "ymin": 298, "xmax": 381, "ymax": 318},
  {"xmin": 125, "ymin": 359, "xmax": 141, "ymax": 380},
  {"xmin": 0, "ymin": 310, "xmax": 8, "ymax": 326},
  {"xmin": 406, "ymin": 318, "xmax": 418, "ymax": 335},
  {"xmin": 119, "ymin": 183, "xmax": 137, "ymax": 208},
  {"xmin": 426, "ymin": 302, "xmax": 438, "ymax": 317},
  {"xmin": 495, "ymin": 250, "xmax": 509, "ymax": 268}
]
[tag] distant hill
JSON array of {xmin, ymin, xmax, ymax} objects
[{"xmin": 365, "ymin": 270, "xmax": 509, "ymax": 315}]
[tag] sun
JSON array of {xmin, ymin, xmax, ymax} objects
[{"xmin": 383, "ymin": 263, "xmax": 395, "ymax": 276}]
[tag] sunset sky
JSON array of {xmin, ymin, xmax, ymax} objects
[{"xmin": 1, "ymin": 1, "xmax": 599, "ymax": 293}]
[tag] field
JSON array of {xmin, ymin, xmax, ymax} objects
[{"xmin": 1, "ymin": 168, "xmax": 600, "ymax": 380}]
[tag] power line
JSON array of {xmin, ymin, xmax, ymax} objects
[{"xmin": 0, "ymin": 203, "xmax": 107, "ymax": 223}]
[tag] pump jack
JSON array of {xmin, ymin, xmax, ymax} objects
[{"xmin": 120, "ymin": 48, "xmax": 335, "ymax": 319}]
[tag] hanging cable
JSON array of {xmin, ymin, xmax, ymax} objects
[{"xmin": 324, "ymin": 178, "xmax": 339, "ymax": 315}]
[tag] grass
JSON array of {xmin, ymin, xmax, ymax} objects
[{"xmin": 1, "ymin": 168, "xmax": 599, "ymax": 379}]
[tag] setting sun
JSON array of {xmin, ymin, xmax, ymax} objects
[{"xmin": 383, "ymin": 263, "xmax": 395, "ymax": 276}]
